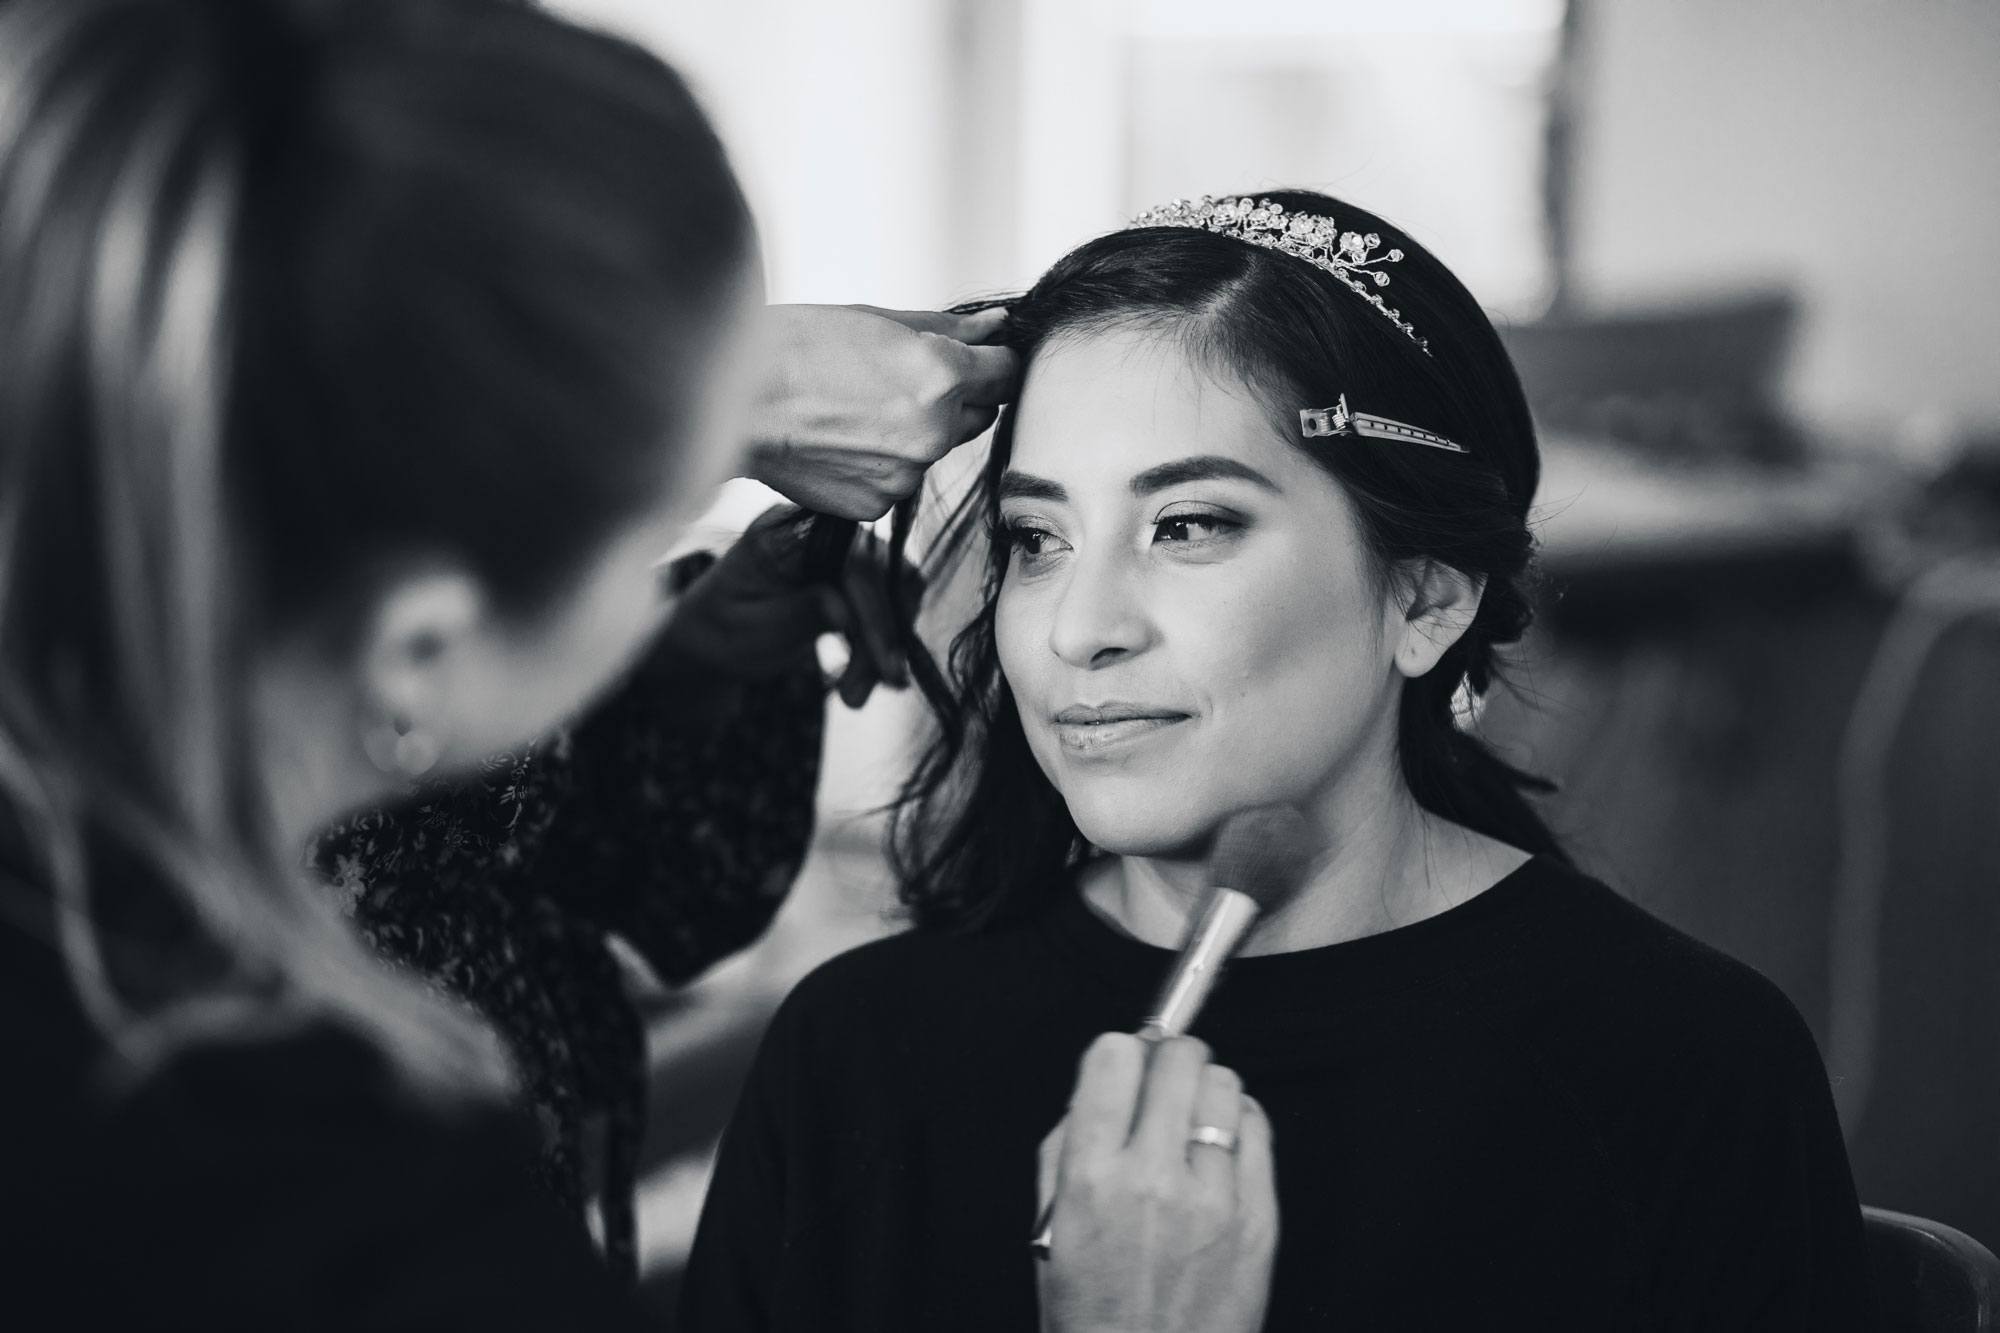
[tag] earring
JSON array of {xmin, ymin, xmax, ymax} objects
[{"xmin": 362, "ymin": 711, "xmax": 444, "ymax": 779}]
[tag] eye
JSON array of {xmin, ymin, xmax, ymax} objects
[
  {"xmin": 1002, "ymin": 521, "xmax": 1055, "ymax": 555},
  {"xmin": 1000, "ymin": 518, "xmax": 1070, "ymax": 571},
  {"xmin": 1153, "ymin": 512, "xmax": 1241, "ymax": 545}
]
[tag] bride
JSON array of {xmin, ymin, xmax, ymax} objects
[{"xmin": 680, "ymin": 190, "xmax": 1871, "ymax": 1331}]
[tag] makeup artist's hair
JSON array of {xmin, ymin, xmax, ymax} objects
[
  {"xmin": 0, "ymin": 0, "xmax": 751, "ymax": 1090},
  {"xmin": 890, "ymin": 189, "xmax": 1565, "ymax": 934}
]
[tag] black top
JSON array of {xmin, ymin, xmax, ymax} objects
[
  {"xmin": 681, "ymin": 857, "xmax": 1872, "ymax": 1332},
  {"xmin": 0, "ymin": 899, "xmax": 645, "ymax": 1329},
  {"xmin": 0, "ymin": 632, "xmax": 824, "ymax": 1321}
]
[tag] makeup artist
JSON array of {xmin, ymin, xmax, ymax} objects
[{"xmin": 0, "ymin": 0, "xmax": 1275, "ymax": 1328}]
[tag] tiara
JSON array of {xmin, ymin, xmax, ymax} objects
[
  {"xmin": 1126, "ymin": 195, "xmax": 1426, "ymax": 349},
  {"xmin": 1301, "ymin": 395, "xmax": 1464, "ymax": 454}
]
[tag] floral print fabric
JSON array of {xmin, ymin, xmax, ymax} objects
[{"xmin": 309, "ymin": 645, "xmax": 825, "ymax": 1283}]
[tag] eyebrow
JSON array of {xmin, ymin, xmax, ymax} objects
[
  {"xmin": 998, "ymin": 455, "xmax": 1279, "ymax": 506},
  {"xmin": 1129, "ymin": 456, "xmax": 1279, "ymax": 496},
  {"xmin": 997, "ymin": 471, "xmax": 1067, "ymax": 503}
]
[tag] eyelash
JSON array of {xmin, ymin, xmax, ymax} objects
[
  {"xmin": 998, "ymin": 510, "xmax": 1243, "ymax": 565},
  {"xmin": 1000, "ymin": 519, "xmax": 1063, "ymax": 562},
  {"xmin": 1152, "ymin": 512, "xmax": 1240, "ymax": 544}
]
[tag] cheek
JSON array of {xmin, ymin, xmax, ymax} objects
[
  {"xmin": 660, "ymin": 282, "xmax": 762, "ymax": 530},
  {"xmin": 1170, "ymin": 545, "xmax": 1390, "ymax": 779},
  {"xmin": 671, "ymin": 412, "xmax": 748, "ymax": 518},
  {"xmin": 994, "ymin": 582, "xmax": 1052, "ymax": 749},
  {"xmin": 995, "ymin": 576, "xmax": 1091, "ymax": 800},
  {"xmin": 465, "ymin": 536, "xmax": 670, "ymax": 757},
  {"xmin": 993, "ymin": 579, "xmax": 1042, "ymax": 699}
]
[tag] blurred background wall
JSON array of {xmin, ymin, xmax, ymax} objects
[
  {"xmin": 561, "ymin": 0, "xmax": 2000, "ymax": 439},
  {"xmin": 1570, "ymin": 0, "xmax": 2000, "ymax": 445},
  {"xmin": 550, "ymin": 0, "xmax": 2000, "ymax": 1315}
]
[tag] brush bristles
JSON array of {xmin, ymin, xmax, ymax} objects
[{"xmin": 1209, "ymin": 805, "xmax": 1316, "ymax": 912}]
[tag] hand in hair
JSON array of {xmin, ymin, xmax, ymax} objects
[
  {"xmin": 747, "ymin": 305, "xmax": 1020, "ymax": 519},
  {"xmin": 1036, "ymin": 1035, "xmax": 1279, "ymax": 1333},
  {"xmin": 657, "ymin": 505, "xmax": 923, "ymax": 709}
]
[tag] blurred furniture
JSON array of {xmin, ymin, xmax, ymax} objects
[
  {"xmin": 1504, "ymin": 293, "xmax": 1795, "ymax": 403},
  {"xmin": 1864, "ymin": 1206, "xmax": 2000, "ymax": 1333},
  {"xmin": 1534, "ymin": 432, "xmax": 1875, "ymax": 587},
  {"xmin": 1502, "ymin": 293, "xmax": 1804, "ymax": 464}
]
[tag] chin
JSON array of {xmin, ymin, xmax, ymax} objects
[{"xmin": 1059, "ymin": 781, "xmax": 1229, "ymax": 860}]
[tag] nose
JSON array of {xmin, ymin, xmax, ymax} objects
[{"xmin": 1047, "ymin": 541, "xmax": 1156, "ymax": 670}]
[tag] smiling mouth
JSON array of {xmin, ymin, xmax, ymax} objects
[{"xmin": 1050, "ymin": 704, "xmax": 1192, "ymax": 754}]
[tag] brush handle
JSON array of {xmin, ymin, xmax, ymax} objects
[
  {"xmin": 1030, "ymin": 1197, "xmax": 1058, "ymax": 1258},
  {"xmin": 1031, "ymin": 889, "xmax": 1260, "ymax": 1258},
  {"xmin": 1142, "ymin": 887, "xmax": 1260, "ymax": 1039}
]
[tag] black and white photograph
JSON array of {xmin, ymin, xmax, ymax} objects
[{"xmin": 2, "ymin": 0, "xmax": 1996, "ymax": 1328}]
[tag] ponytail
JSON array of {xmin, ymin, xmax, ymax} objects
[{"xmin": 0, "ymin": 0, "xmax": 509, "ymax": 1097}]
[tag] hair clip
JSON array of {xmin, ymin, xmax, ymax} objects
[{"xmin": 1300, "ymin": 395, "xmax": 1464, "ymax": 453}]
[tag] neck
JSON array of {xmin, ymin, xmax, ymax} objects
[{"xmin": 1085, "ymin": 752, "xmax": 1530, "ymax": 956}]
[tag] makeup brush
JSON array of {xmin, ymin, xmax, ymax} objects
[
  {"xmin": 1031, "ymin": 804, "xmax": 1318, "ymax": 1257},
  {"xmin": 1139, "ymin": 804, "xmax": 1316, "ymax": 1037}
]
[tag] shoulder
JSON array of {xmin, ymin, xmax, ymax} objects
[
  {"xmin": 1507, "ymin": 863, "xmax": 1868, "ymax": 1315},
  {"xmin": 1512, "ymin": 857, "xmax": 1831, "ymax": 1103},
  {"xmin": 777, "ymin": 919, "xmax": 1011, "ymax": 1021},
  {"xmin": 761, "ymin": 913, "xmax": 1053, "ymax": 1060}
]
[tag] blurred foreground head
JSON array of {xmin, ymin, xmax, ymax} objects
[{"xmin": 0, "ymin": 0, "xmax": 755, "ymax": 1086}]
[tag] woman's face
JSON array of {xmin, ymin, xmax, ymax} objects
[{"xmin": 994, "ymin": 326, "xmax": 1407, "ymax": 858}]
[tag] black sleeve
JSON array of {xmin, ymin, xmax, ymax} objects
[
  {"xmin": 1626, "ymin": 1001, "xmax": 1874, "ymax": 1333},
  {"xmin": 529, "ymin": 642, "xmax": 826, "ymax": 985},
  {"xmin": 318, "ymin": 633, "xmax": 826, "ymax": 991},
  {"xmin": 309, "ymin": 635, "xmax": 825, "ymax": 1275},
  {"xmin": 678, "ymin": 992, "xmax": 803, "ymax": 1332}
]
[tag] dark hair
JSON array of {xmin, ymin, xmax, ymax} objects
[
  {"xmin": 231, "ymin": 0, "xmax": 754, "ymax": 634},
  {"xmin": 889, "ymin": 190, "xmax": 1564, "ymax": 934},
  {"xmin": 0, "ymin": 0, "xmax": 750, "ymax": 1084}
]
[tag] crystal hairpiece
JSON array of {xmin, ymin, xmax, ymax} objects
[
  {"xmin": 1301, "ymin": 395, "xmax": 1464, "ymax": 454},
  {"xmin": 1126, "ymin": 195, "xmax": 1426, "ymax": 349}
]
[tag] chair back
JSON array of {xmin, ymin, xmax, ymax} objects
[{"xmin": 1865, "ymin": 1206, "xmax": 2000, "ymax": 1332}]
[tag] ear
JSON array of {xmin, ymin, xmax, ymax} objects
[
  {"xmin": 1390, "ymin": 559, "xmax": 1485, "ymax": 680},
  {"xmin": 354, "ymin": 571, "xmax": 486, "ymax": 777}
]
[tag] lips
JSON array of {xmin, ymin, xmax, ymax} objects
[{"xmin": 1050, "ymin": 702, "xmax": 1191, "ymax": 755}]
